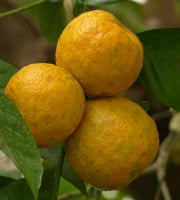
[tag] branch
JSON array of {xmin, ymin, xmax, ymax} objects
[
  {"xmin": 144, "ymin": 131, "xmax": 174, "ymax": 174},
  {"xmin": 151, "ymin": 109, "xmax": 172, "ymax": 121},
  {"xmin": 0, "ymin": 0, "xmax": 49, "ymax": 19},
  {"xmin": 144, "ymin": 110, "xmax": 180, "ymax": 200}
]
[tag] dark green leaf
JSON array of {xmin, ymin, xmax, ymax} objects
[
  {"xmin": 35, "ymin": 1, "xmax": 68, "ymax": 45},
  {"xmin": 51, "ymin": 145, "xmax": 65, "ymax": 200},
  {"xmin": 131, "ymin": 99, "xmax": 150, "ymax": 112},
  {"xmin": 0, "ymin": 60, "xmax": 17, "ymax": 89},
  {"xmin": 138, "ymin": 28, "xmax": 180, "ymax": 111},
  {"xmin": 73, "ymin": 1, "xmax": 90, "ymax": 17},
  {"xmin": 0, "ymin": 179, "xmax": 34, "ymax": 200},
  {"xmin": 0, "ymin": 176, "xmax": 14, "ymax": 188},
  {"xmin": 62, "ymin": 157, "xmax": 87, "ymax": 195},
  {"xmin": 40, "ymin": 145, "xmax": 87, "ymax": 195},
  {"xmin": 38, "ymin": 168, "xmax": 56, "ymax": 200},
  {"xmin": 0, "ymin": 60, "xmax": 43, "ymax": 199}
]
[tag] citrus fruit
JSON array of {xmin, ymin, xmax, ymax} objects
[
  {"xmin": 5, "ymin": 63, "xmax": 85, "ymax": 147},
  {"xmin": 56, "ymin": 9, "xmax": 144, "ymax": 97},
  {"xmin": 65, "ymin": 97, "xmax": 159, "ymax": 190}
]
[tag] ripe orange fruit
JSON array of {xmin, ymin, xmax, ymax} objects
[
  {"xmin": 56, "ymin": 9, "xmax": 143, "ymax": 97},
  {"xmin": 65, "ymin": 97, "xmax": 159, "ymax": 190},
  {"xmin": 5, "ymin": 63, "xmax": 85, "ymax": 147}
]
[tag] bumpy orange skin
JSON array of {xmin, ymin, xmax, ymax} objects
[
  {"xmin": 56, "ymin": 10, "xmax": 144, "ymax": 97},
  {"xmin": 5, "ymin": 63, "xmax": 85, "ymax": 147},
  {"xmin": 65, "ymin": 97, "xmax": 159, "ymax": 190}
]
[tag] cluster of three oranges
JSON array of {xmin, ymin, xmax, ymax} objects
[{"xmin": 5, "ymin": 10, "xmax": 159, "ymax": 190}]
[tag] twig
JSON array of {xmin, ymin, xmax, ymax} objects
[
  {"xmin": 154, "ymin": 186, "xmax": 161, "ymax": 200},
  {"xmin": 158, "ymin": 179, "xmax": 172, "ymax": 200},
  {"xmin": 144, "ymin": 131, "xmax": 177, "ymax": 200},
  {"xmin": 64, "ymin": 0, "xmax": 74, "ymax": 22},
  {"xmin": 0, "ymin": 0, "xmax": 48, "ymax": 19},
  {"xmin": 151, "ymin": 110, "xmax": 172, "ymax": 121},
  {"xmin": 95, "ymin": 189, "xmax": 101, "ymax": 200},
  {"xmin": 144, "ymin": 131, "xmax": 174, "ymax": 175}
]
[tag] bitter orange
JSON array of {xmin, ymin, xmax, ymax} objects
[
  {"xmin": 56, "ymin": 10, "xmax": 143, "ymax": 97},
  {"xmin": 65, "ymin": 97, "xmax": 159, "ymax": 190},
  {"xmin": 5, "ymin": 63, "xmax": 85, "ymax": 147}
]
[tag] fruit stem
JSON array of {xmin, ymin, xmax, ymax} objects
[
  {"xmin": 89, "ymin": 187, "xmax": 102, "ymax": 200},
  {"xmin": 51, "ymin": 145, "xmax": 65, "ymax": 200},
  {"xmin": 0, "ymin": 0, "xmax": 49, "ymax": 19},
  {"xmin": 95, "ymin": 189, "xmax": 102, "ymax": 200}
]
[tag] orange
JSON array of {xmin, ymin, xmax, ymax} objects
[
  {"xmin": 56, "ymin": 9, "xmax": 143, "ymax": 97},
  {"xmin": 65, "ymin": 97, "xmax": 159, "ymax": 190},
  {"xmin": 5, "ymin": 63, "xmax": 85, "ymax": 147}
]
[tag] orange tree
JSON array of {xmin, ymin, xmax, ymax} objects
[{"xmin": 0, "ymin": 0, "xmax": 180, "ymax": 200}]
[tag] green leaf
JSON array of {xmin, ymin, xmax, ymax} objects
[
  {"xmin": 35, "ymin": 1, "xmax": 68, "ymax": 45},
  {"xmin": 131, "ymin": 99, "xmax": 150, "ymax": 112},
  {"xmin": 138, "ymin": 28, "xmax": 180, "ymax": 111},
  {"xmin": 0, "ymin": 61, "xmax": 43, "ymax": 199},
  {"xmin": 40, "ymin": 145, "xmax": 87, "ymax": 195},
  {"xmin": 0, "ymin": 176, "xmax": 14, "ymax": 188},
  {"xmin": 0, "ymin": 60, "xmax": 17, "ymax": 90},
  {"xmin": 38, "ymin": 168, "xmax": 56, "ymax": 200},
  {"xmin": 62, "ymin": 157, "xmax": 87, "ymax": 195},
  {"xmin": 73, "ymin": 1, "xmax": 90, "ymax": 17},
  {"xmin": 0, "ymin": 179, "xmax": 34, "ymax": 200}
]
